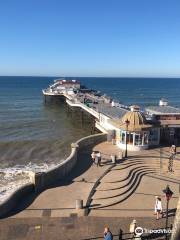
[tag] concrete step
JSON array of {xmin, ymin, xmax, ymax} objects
[
  {"xmin": 93, "ymin": 169, "xmax": 155, "ymax": 199},
  {"xmin": 101, "ymin": 161, "xmax": 160, "ymax": 184},
  {"xmin": 113, "ymin": 160, "xmax": 160, "ymax": 170},
  {"xmin": 90, "ymin": 169, "xmax": 155, "ymax": 209},
  {"xmin": 97, "ymin": 166, "xmax": 157, "ymax": 190},
  {"xmin": 100, "ymin": 163, "xmax": 151, "ymax": 184},
  {"xmin": 96, "ymin": 167, "xmax": 156, "ymax": 192}
]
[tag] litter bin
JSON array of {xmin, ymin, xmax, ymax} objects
[
  {"xmin": 76, "ymin": 199, "xmax": 83, "ymax": 209},
  {"xmin": 118, "ymin": 151, "xmax": 123, "ymax": 160},
  {"xmin": 111, "ymin": 155, "xmax": 116, "ymax": 164}
]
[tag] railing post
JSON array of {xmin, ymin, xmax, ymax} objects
[
  {"xmin": 160, "ymin": 145, "xmax": 163, "ymax": 174},
  {"xmin": 118, "ymin": 228, "xmax": 123, "ymax": 240}
]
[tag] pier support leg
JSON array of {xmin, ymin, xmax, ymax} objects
[
  {"xmin": 81, "ymin": 110, "xmax": 84, "ymax": 127},
  {"xmin": 44, "ymin": 95, "xmax": 46, "ymax": 104},
  {"xmin": 70, "ymin": 106, "xmax": 73, "ymax": 118},
  {"xmin": 91, "ymin": 118, "xmax": 95, "ymax": 134},
  {"xmin": 66, "ymin": 104, "xmax": 70, "ymax": 116}
]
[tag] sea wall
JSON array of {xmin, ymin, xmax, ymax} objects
[
  {"xmin": 34, "ymin": 133, "xmax": 107, "ymax": 192},
  {"xmin": 0, "ymin": 183, "xmax": 34, "ymax": 217},
  {"xmin": 0, "ymin": 133, "xmax": 106, "ymax": 218}
]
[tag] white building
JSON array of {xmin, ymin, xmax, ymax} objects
[
  {"xmin": 97, "ymin": 105, "xmax": 160, "ymax": 151},
  {"xmin": 146, "ymin": 99, "xmax": 180, "ymax": 144}
]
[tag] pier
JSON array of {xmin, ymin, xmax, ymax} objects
[
  {"xmin": 43, "ymin": 79, "xmax": 180, "ymax": 151},
  {"xmin": 43, "ymin": 79, "xmax": 130, "ymax": 134},
  {"xmin": 43, "ymin": 79, "xmax": 160, "ymax": 152}
]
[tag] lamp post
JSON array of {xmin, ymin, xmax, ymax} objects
[
  {"xmin": 163, "ymin": 185, "xmax": 174, "ymax": 240},
  {"xmin": 125, "ymin": 119, "xmax": 130, "ymax": 159}
]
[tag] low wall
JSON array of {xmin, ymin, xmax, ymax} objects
[
  {"xmin": 34, "ymin": 133, "xmax": 107, "ymax": 192},
  {"xmin": 0, "ymin": 183, "xmax": 34, "ymax": 218},
  {"xmin": 0, "ymin": 133, "xmax": 106, "ymax": 218}
]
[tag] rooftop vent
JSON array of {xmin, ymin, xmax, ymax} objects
[{"xmin": 159, "ymin": 98, "xmax": 168, "ymax": 106}]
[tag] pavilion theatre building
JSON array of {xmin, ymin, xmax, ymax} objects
[{"xmin": 97, "ymin": 105, "xmax": 160, "ymax": 151}]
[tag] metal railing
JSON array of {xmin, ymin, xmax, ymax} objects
[{"xmin": 81, "ymin": 227, "xmax": 172, "ymax": 240}]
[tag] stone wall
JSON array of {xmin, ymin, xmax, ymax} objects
[
  {"xmin": 0, "ymin": 183, "xmax": 34, "ymax": 217},
  {"xmin": 34, "ymin": 133, "xmax": 107, "ymax": 192},
  {"xmin": 0, "ymin": 133, "xmax": 106, "ymax": 218},
  {"xmin": 34, "ymin": 145, "xmax": 78, "ymax": 192}
]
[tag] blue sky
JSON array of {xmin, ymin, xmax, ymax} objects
[{"xmin": 0, "ymin": 0, "xmax": 180, "ymax": 77}]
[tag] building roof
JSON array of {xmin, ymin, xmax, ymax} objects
[
  {"xmin": 109, "ymin": 110, "xmax": 153, "ymax": 131},
  {"xmin": 97, "ymin": 104, "xmax": 128, "ymax": 119},
  {"xmin": 146, "ymin": 106, "xmax": 180, "ymax": 115}
]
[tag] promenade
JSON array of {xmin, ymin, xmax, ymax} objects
[
  {"xmin": 90, "ymin": 143, "xmax": 180, "ymax": 217},
  {"xmin": 1, "ymin": 142, "xmax": 180, "ymax": 239},
  {"xmin": 0, "ymin": 216, "xmax": 175, "ymax": 240}
]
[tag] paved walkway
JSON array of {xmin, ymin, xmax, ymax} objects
[
  {"xmin": 0, "ymin": 216, "xmax": 175, "ymax": 240},
  {"xmin": 90, "ymin": 142, "xmax": 180, "ymax": 217},
  {"xmin": 2, "ymin": 142, "xmax": 180, "ymax": 220}
]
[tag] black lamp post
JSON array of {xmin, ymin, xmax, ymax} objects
[
  {"xmin": 163, "ymin": 185, "xmax": 174, "ymax": 240},
  {"xmin": 125, "ymin": 119, "xmax": 130, "ymax": 159}
]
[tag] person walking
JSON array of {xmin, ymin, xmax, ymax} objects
[
  {"xmin": 172, "ymin": 144, "xmax": 176, "ymax": 158},
  {"xmin": 168, "ymin": 145, "xmax": 176, "ymax": 172},
  {"xmin": 104, "ymin": 226, "xmax": 113, "ymax": 240},
  {"xmin": 168, "ymin": 155, "xmax": 174, "ymax": 172},
  {"xmin": 154, "ymin": 196, "xmax": 163, "ymax": 220},
  {"xmin": 96, "ymin": 151, "xmax": 101, "ymax": 167},
  {"xmin": 91, "ymin": 151, "xmax": 96, "ymax": 165}
]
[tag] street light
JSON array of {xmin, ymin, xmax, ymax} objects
[
  {"xmin": 125, "ymin": 119, "xmax": 130, "ymax": 159},
  {"xmin": 163, "ymin": 185, "xmax": 174, "ymax": 240}
]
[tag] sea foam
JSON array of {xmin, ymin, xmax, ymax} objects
[{"xmin": 0, "ymin": 162, "xmax": 59, "ymax": 203}]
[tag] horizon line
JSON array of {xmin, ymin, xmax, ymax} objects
[{"xmin": 0, "ymin": 75, "xmax": 180, "ymax": 79}]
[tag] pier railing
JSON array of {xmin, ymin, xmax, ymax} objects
[
  {"xmin": 81, "ymin": 227, "xmax": 172, "ymax": 240},
  {"xmin": 66, "ymin": 98, "xmax": 100, "ymax": 119}
]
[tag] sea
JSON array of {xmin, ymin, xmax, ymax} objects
[{"xmin": 0, "ymin": 76, "xmax": 180, "ymax": 201}]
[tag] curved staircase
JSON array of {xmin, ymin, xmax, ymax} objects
[{"xmin": 87, "ymin": 152, "xmax": 180, "ymax": 216}]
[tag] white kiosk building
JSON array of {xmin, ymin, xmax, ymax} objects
[{"xmin": 97, "ymin": 105, "xmax": 160, "ymax": 151}]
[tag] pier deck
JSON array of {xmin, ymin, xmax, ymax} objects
[{"xmin": 43, "ymin": 89, "xmax": 129, "ymax": 132}]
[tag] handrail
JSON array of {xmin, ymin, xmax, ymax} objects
[{"xmin": 81, "ymin": 226, "xmax": 173, "ymax": 240}]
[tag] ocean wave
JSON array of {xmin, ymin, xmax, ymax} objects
[{"xmin": 0, "ymin": 162, "xmax": 58, "ymax": 203}]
